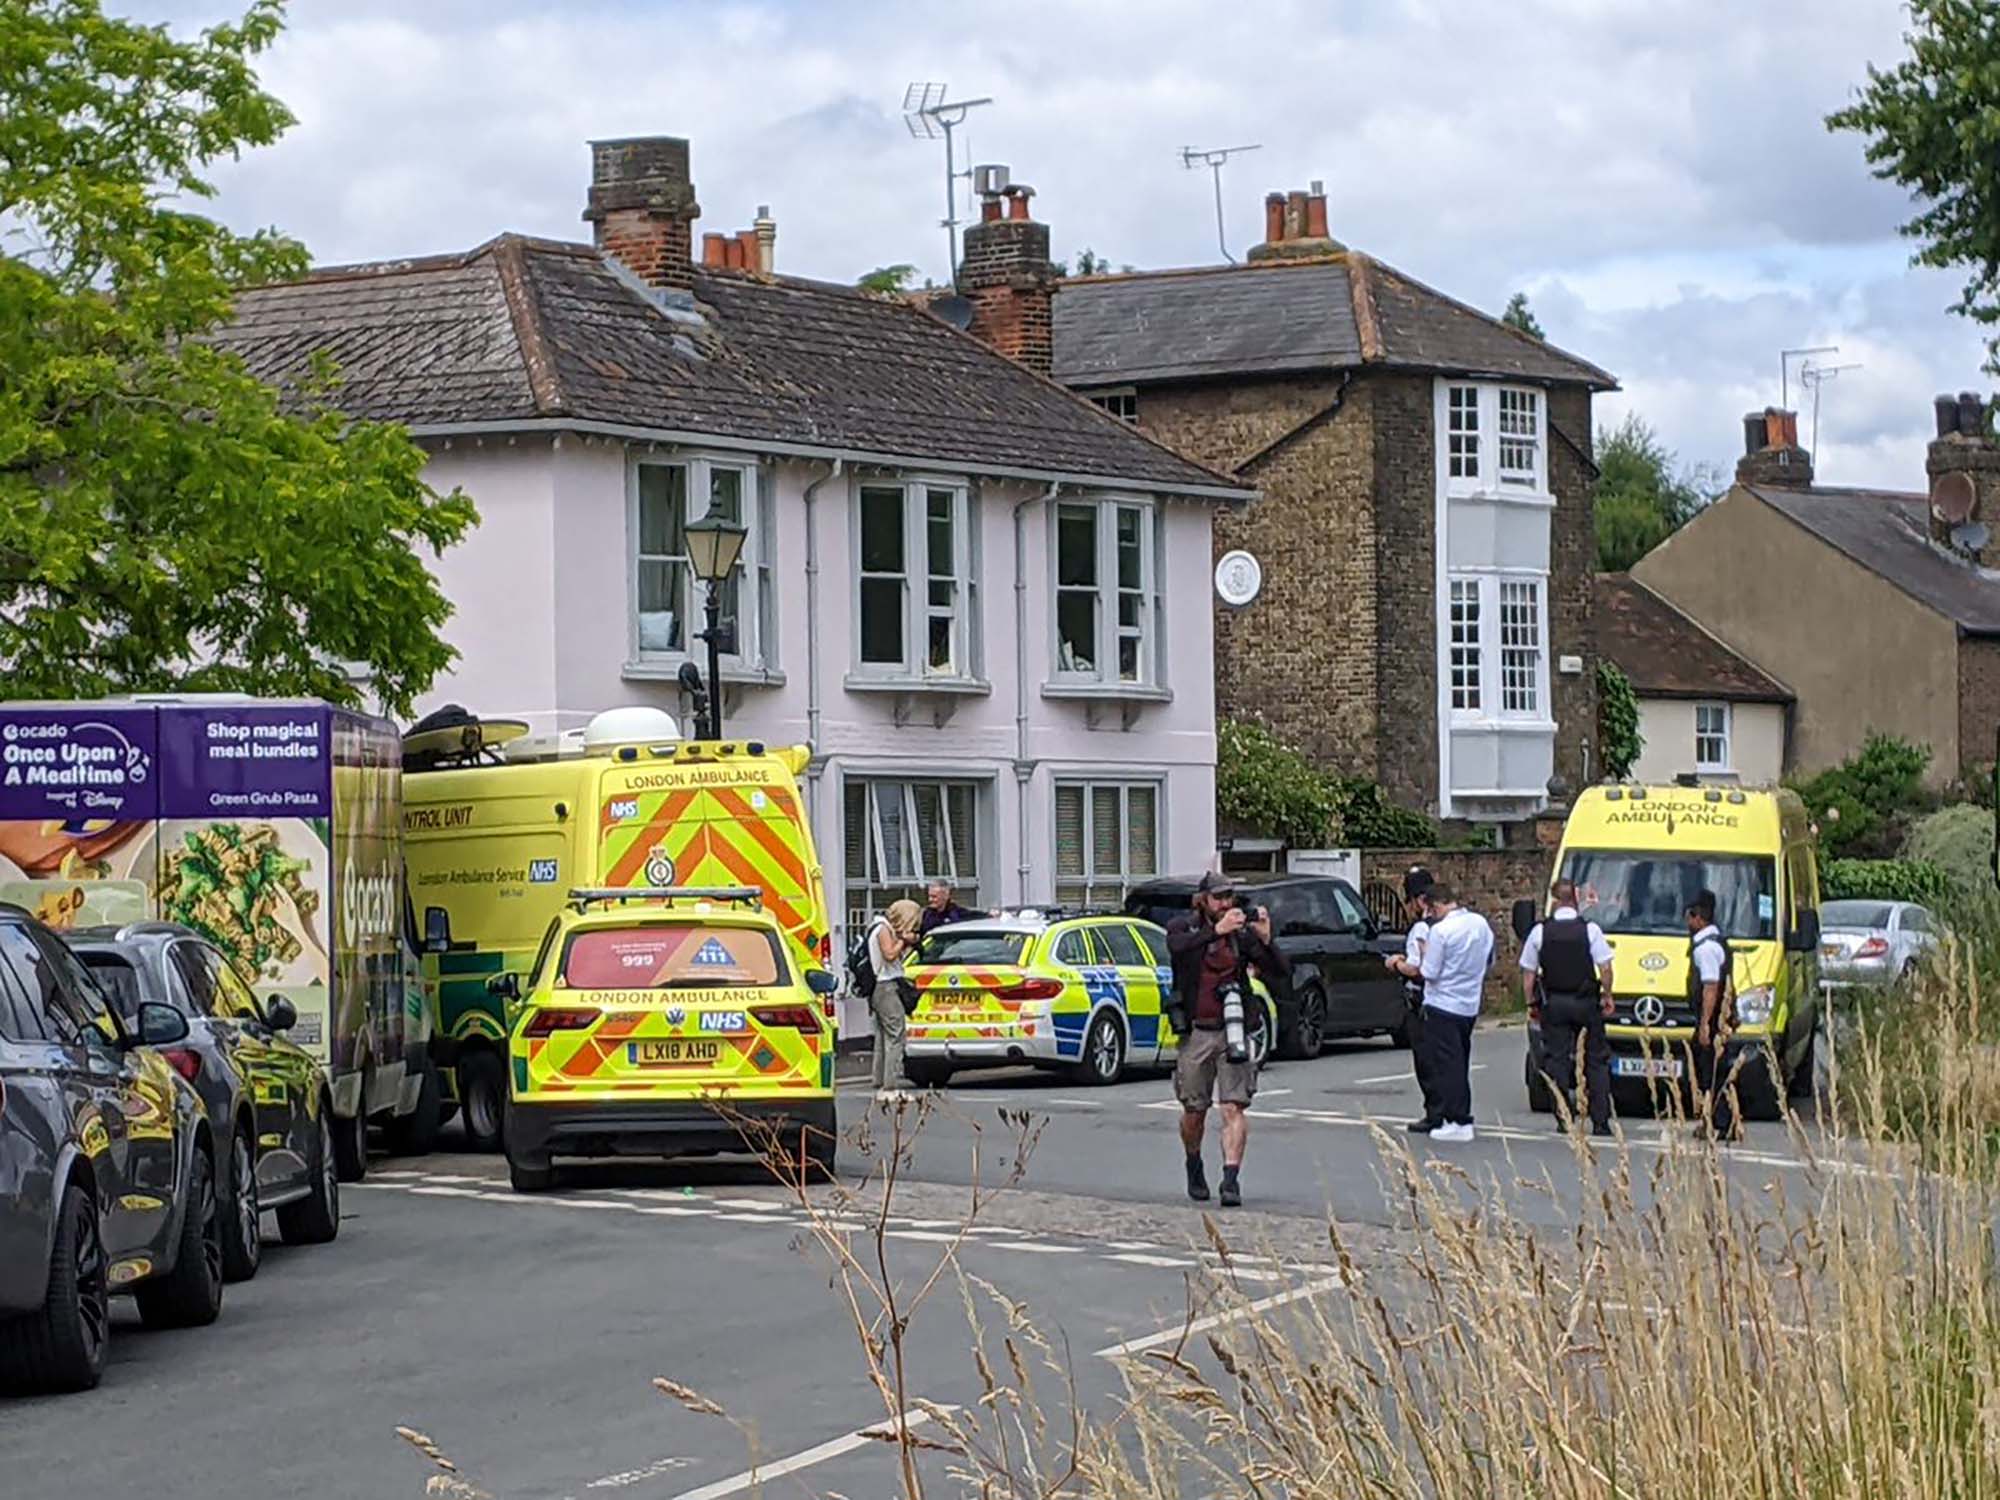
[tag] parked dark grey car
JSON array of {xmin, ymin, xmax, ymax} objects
[
  {"xmin": 0, "ymin": 906, "xmax": 222, "ymax": 1393},
  {"xmin": 69, "ymin": 923, "xmax": 340, "ymax": 1283},
  {"xmin": 1124, "ymin": 873, "xmax": 1409, "ymax": 1057}
]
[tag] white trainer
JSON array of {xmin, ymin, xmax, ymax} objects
[{"xmin": 1432, "ymin": 1121, "xmax": 1476, "ymax": 1143}]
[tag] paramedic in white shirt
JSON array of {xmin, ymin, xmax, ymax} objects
[
  {"xmin": 1415, "ymin": 883, "xmax": 1496, "ymax": 1142},
  {"xmin": 1519, "ymin": 878, "xmax": 1616, "ymax": 1134},
  {"xmin": 1383, "ymin": 867, "xmax": 1444, "ymax": 1133},
  {"xmin": 1685, "ymin": 890, "xmax": 1739, "ymax": 1140}
]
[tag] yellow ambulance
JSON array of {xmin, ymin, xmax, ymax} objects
[
  {"xmin": 1521, "ymin": 781, "xmax": 1824, "ymax": 1121},
  {"xmin": 401, "ymin": 706, "xmax": 831, "ymax": 1149}
]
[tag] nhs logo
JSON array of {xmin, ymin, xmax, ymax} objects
[{"xmin": 527, "ymin": 859, "xmax": 559, "ymax": 884}]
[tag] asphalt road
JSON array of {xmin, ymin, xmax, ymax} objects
[{"xmin": 1, "ymin": 1026, "xmax": 1845, "ymax": 1500}]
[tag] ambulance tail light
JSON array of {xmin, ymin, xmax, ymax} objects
[
  {"xmin": 752, "ymin": 1005, "xmax": 820, "ymax": 1032},
  {"xmin": 994, "ymin": 977, "xmax": 1063, "ymax": 1002},
  {"xmin": 523, "ymin": 1006, "xmax": 601, "ymax": 1037}
]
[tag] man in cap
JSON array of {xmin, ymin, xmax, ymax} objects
[{"xmin": 1165, "ymin": 872, "xmax": 1288, "ymax": 1207}]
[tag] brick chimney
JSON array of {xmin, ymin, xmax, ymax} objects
[
  {"xmin": 1734, "ymin": 407, "xmax": 1814, "ymax": 488},
  {"xmin": 958, "ymin": 182, "xmax": 1055, "ymax": 375},
  {"xmin": 1926, "ymin": 390, "xmax": 2000, "ymax": 564},
  {"xmin": 1245, "ymin": 179, "xmax": 1342, "ymax": 262},
  {"xmin": 584, "ymin": 136, "xmax": 701, "ymax": 291}
]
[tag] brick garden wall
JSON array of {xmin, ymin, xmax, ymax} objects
[{"xmin": 1359, "ymin": 845, "xmax": 1553, "ymax": 1002}]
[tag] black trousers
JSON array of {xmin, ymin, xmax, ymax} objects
[
  {"xmin": 1539, "ymin": 993, "xmax": 1610, "ymax": 1128},
  {"xmin": 1419, "ymin": 1005, "xmax": 1476, "ymax": 1125},
  {"xmin": 1691, "ymin": 1035, "xmax": 1739, "ymax": 1139}
]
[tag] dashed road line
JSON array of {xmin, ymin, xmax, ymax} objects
[{"xmin": 1095, "ymin": 1275, "xmax": 1348, "ymax": 1360}]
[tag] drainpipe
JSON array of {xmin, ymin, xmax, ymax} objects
[
  {"xmin": 800, "ymin": 457, "xmax": 845, "ymax": 839},
  {"xmin": 1015, "ymin": 482, "xmax": 1062, "ymax": 903}
]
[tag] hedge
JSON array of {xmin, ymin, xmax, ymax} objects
[{"xmin": 1820, "ymin": 857, "xmax": 1951, "ymax": 906}]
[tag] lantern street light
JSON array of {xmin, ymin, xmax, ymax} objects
[{"xmin": 683, "ymin": 511, "xmax": 748, "ymax": 739}]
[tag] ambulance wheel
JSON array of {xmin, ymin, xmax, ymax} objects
[
  {"xmin": 457, "ymin": 1051, "xmax": 506, "ymax": 1153},
  {"xmin": 507, "ymin": 1156, "xmax": 555, "ymax": 1193},
  {"xmin": 1071, "ymin": 1011, "xmax": 1126, "ymax": 1086},
  {"xmin": 803, "ymin": 1124, "xmax": 838, "ymax": 1180},
  {"xmin": 331, "ymin": 1092, "xmax": 369, "ymax": 1184},
  {"xmin": 905, "ymin": 1059, "xmax": 954, "ymax": 1089},
  {"xmin": 1734, "ymin": 1053, "xmax": 1784, "ymax": 1123},
  {"xmin": 385, "ymin": 1061, "xmax": 443, "ymax": 1156}
]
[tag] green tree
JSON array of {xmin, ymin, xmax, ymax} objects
[
  {"xmin": 1830, "ymin": 0, "xmax": 2000, "ymax": 372},
  {"xmin": 0, "ymin": 0, "xmax": 475, "ymax": 714},
  {"xmin": 857, "ymin": 263, "xmax": 919, "ymax": 294},
  {"xmin": 1594, "ymin": 414, "xmax": 1717, "ymax": 571},
  {"xmin": 1501, "ymin": 291, "xmax": 1545, "ymax": 339}
]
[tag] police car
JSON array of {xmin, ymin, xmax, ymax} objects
[
  {"xmin": 902, "ymin": 909, "xmax": 1277, "ymax": 1088},
  {"xmin": 498, "ymin": 887, "xmax": 839, "ymax": 1191}
]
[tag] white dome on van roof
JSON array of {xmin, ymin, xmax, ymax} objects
[{"xmin": 582, "ymin": 706, "xmax": 680, "ymax": 750}]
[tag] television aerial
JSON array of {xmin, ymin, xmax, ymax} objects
[
  {"xmin": 903, "ymin": 83, "xmax": 993, "ymax": 282},
  {"xmin": 1180, "ymin": 143, "xmax": 1261, "ymax": 263}
]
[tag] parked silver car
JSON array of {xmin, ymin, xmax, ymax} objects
[{"xmin": 1818, "ymin": 900, "xmax": 1937, "ymax": 989}]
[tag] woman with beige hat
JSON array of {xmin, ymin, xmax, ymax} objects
[{"xmin": 867, "ymin": 898, "xmax": 925, "ymax": 1099}]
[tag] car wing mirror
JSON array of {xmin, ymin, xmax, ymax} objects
[
  {"xmin": 1511, "ymin": 898, "xmax": 1537, "ymax": 942},
  {"xmin": 135, "ymin": 1001, "xmax": 190, "ymax": 1048},
  {"xmin": 805, "ymin": 969, "xmax": 840, "ymax": 997},
  {"xmin": 264, "ymin": 995, "xmax": 298, "ymax": 1031},
  {"xmin": 485, "ymin": 972, "xmax": 520, "ymax": 1001}
]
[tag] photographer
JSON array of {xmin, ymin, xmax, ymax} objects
[{"xmin": 1165, "ymin": 873, "xmax": 1289, "ymax": 1208}]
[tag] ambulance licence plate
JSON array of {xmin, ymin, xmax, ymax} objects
[
  {"xmin": 629, "ymin": 1040, "xmax": 721, "ymax": 1065},
  {"xmin": 1612, "ymin": 1057, "xmax": 1682, "ymax": 1080}
]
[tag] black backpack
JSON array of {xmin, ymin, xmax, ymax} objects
[{"xmin": 845, "ymin": 921, "xmax": 880, "ymax": 999}]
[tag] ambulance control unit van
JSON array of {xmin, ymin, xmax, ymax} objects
[
  {"xmin": 401, "ymin": 705, "xmax": 832, "ymax": 1150},
  {"xmin": 1522, "ymin": 782, "xmax": 1824, "ymax": 1121}
]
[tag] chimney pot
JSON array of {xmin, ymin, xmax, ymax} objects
[
  {"xmin": 1736, "ymin": 407, "xmax": 1813, "ymax": 488},
  {"xmin": 701, "ymin": 232, "xmax": 726, "ymax": 267},
  {"xmin": 1263, "ymin": 192, "xmax": 1285, "ymax": 245},
  {"xmin": 752, "ymin": 207, "xmax": 776, "ymax": 274},
  {"xmin": 736, "ymin": 228, "xmax": 759, "ymax": 269},
  {"xmin": 1743, "ymin": 413, "xmax": 1766, "ymax": 456},
  {"xmin": 1304, "ymin": 190, "xmax": 1329, "ymax": 240},
  {"xmin": 980, "ymin": 191, "xmax": 1004, "ymax": 223},
  {"xmin": 1961, "ymin": 391, "xmax": 1987, "ymax": 436},
  {"xmin": 1284, "ymin": 189, "xmax": 1309, "ymax": 240},
  {"xmin": 1937, "ymin": 394, "xmax": 1962, "ymax": 438},
  {"xmin": 1003, "ymin": 183, "xmax": 1034, "ymax": 222}
]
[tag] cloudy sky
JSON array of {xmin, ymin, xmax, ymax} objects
[{"xmin": 139, "ymin": 0, "xmax": 1980, "ymax": 491}]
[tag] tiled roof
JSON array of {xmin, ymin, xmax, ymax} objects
[
  {"xmin": 1747, "ymin": 484, "xmax": 2000, "ymax": 635},
  {"xmin": 217, "ymin": 235, "xmax": 1247, "ymax": 498},
  {"xmin": 1050, "ymin": 254, "xmax": 1615, "ymax": 391},
  {"xmin": 1597, "ymin": 572, "xmax": 1793, "ymax": 702}
]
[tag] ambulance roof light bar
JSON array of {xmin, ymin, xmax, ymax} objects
[{"xmin": 567, "ymin": 886, "xmax": 763, "ymax": 911}]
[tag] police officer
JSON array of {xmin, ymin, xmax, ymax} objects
[
  {"xmin": 1685, "ymin": 890, "xmax": 1738, "ymax": 1140},
  {"xmin": 1519, "ymin": 878, "xmax": 1616, "ymax": 1135},
  {"xmin": 1384, "ymin": 867, "xmax": 1442, "ymax": 1133}
]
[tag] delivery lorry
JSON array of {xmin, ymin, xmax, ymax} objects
[
  {"xmin": 401, "ymin": 704, "xmax": 831, "ymax": 1151},
  {"xmin": 0, "ymin": 696, "xmax": 431, "ymax": 1179}
]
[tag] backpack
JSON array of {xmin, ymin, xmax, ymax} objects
[{"xmin": 845, "ymin": 920, "xmax": 881, "ymax": 999}]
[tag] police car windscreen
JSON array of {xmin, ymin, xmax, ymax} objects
[
  {"xmin": 916, "ymin": 930, "xmax": 1030, "ymax": 967},
  {"xmin": 561, "ymin": 927, "xmax": 787, "ymax": 989},
  {"xmin": 1559, "ymin": 852, "xmax": 1775, "ymax": 940}
]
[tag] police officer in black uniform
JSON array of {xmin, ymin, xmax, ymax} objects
[{"xmin": 1519, "ymin": 878, "xmax": 1616, "ymax": 1134}]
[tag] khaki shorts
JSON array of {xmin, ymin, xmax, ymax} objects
[{"xmin": 1174, "ymin": 1026, "xmax": 1255, "ymax": 1111}]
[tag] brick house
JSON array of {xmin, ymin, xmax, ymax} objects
[
  {"xmin": 1632, "ymin": 403, "xmax": 2000, "ymax": 786},
  {"xmin": 215, "ymin": 135, "xmax": 1255, "ymax": 989},
  {"xmin": 965, "ymin": 185, "xmax": 1618, "ymax": 828}
]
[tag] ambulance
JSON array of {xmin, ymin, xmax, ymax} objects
[
  {"xmin": 1520, "ymin": 781, "xmax": 1824, "ymax": 1121},
  {"xmin": 401, "ymin": 705, "xmax": 831, "ymax": 1150}
]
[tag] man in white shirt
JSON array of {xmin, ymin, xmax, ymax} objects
[
  {"xmin": 1520, "ymin": 878, "xmax": 1616, "ymax": 1134},
  {"xmin": 1416, "ymin": 882, "xmax": 1495, "ymax": 1142},
  {"xmin": 1384, "ymin": 867, "xmax": 1443, "ymax": 1133}
]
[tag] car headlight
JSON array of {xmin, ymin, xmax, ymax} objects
[{"xmin": 1734, "ymin": 985, "xmax": 1774, "ymax": 1028}]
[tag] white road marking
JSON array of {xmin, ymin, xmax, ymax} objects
[
  {"xmin": 885, "ymin": 1230, "xmax": 965, "ymax": 1245},
  {"xmin": 589, "ymin": 1454, "xmax": 694, "ymax": 1489},
  {"xmin": 1106, "ymin": 1252, "xmax": 1196, "ymax": 1268},
  {"xmin": 1353, "ymin": 1070, "xmax": 1414, "ymax": 1085},
  {"xmin": 1095, "ymin": 1275, "xmax": 1348, "ymax": 1360},
  {"xmin": 667, "ymin": 1406, "xmax": 953, "ymax": 1500},
  {"xmin": 988, "ymin": 1240, "xmax": 1085, "ymax": 1254},
  {"xmin": 708, "ymin": 1197, "xmax": 785, "ymax": 1211},
  {"xmin": 1038, "ymin": 1098, "xmax": 1107, "ymax": 1109}
]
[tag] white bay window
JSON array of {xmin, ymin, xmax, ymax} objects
[
  {"xmin": 631, "ymin": 455, "xmax": 770, "ymax": 670},
  {"xmin": 1053, "ymin": 498, "xmax": 1159, "ymax": 687},
  {"xmin": 854, "ymin": 480, "xmax": 975, "ymax": 682},
  {"xmin": 1446, "ymin": 572, "xmax": 1548, "ymax": 724},
  {"xmin": 1443, "ymin": 383, "xmax": 1548, "ymax": 498}
]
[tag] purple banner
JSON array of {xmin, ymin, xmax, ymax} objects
[
  {"xmin": 158, "ymin": 705, "xmax": 333, "ymax": 819},
  {"xmin": 0, "ymin": 707, "xmax": 159, "ymax": 822}
]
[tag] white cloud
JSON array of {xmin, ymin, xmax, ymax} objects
[{"xmin": 130, "ymin": 0, "xmax": 1979, "ymax": 488}]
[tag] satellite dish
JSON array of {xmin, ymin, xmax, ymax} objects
[
  {"xmin": 1931, "ymin": 470, "xmax": 1977, "ymax": 525},
  {"xmin": 1952, "ymin": 520, "xmax": 1991, "ymax": 555},
  {"xmin": 1214, "ymin": 549, "xmax": 1263, "ymax": 608},
  {"xmin": 932, "ymin": 295, "xmax": 974, "ymax": 331}
]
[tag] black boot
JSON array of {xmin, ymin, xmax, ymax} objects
[
  {"xmin": 1218, "ymin": 1165, "xmax": 1242, "ymax": 1208},
  {"xmin": 1185, "ymin": 1154, "xmax": 1210, "ymax": 1202}
]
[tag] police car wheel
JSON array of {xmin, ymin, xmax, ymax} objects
[{"xmin": 1071, "ymin": 1012, "xmax": 1126, "ymax": 1086}]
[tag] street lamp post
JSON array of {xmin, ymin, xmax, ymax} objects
[{"xmin": 683, "ymin": 511, "xmax": 749, "ymax": 740}]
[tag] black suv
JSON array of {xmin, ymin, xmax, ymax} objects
[
  {"xmin": 1124, "ymin": 874, "xmax": 1409, "ymax": 1058},
  {"xmin": 0, "ymin": 907, "xmax": 223, "ymax": 1393}
]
